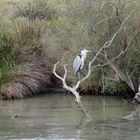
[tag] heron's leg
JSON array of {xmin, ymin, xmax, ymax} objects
[
  {"xmin": 77, "ymin": 72, "xmax": 81, "ymax": 80},
  {"xmin": 75, "ymin": 70, "xmax": 80, "ymax": 80}
]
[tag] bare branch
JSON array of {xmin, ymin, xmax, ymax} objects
[
  {"xmin": 96, "ymin": 29, "xmax": 139, "ymax": 70},
  {"xmin": 74, "ymin": 10, "xmax": 134, "ymax": 90},
  {"xmin": 53, "ymin": 61, "xmax": 63, "ymax": 81},
  {"xmin": 53, "ymin": 10, "xmax": 134, "ymax": 119},
  {"xmin": 101, "ymin": 25, "xmax": 139, "ymax": 91},
  {"xmin": 104, "ymin": 10, "xmax": 135, "ymax": 49},
  {"xmin": 126, "ymin": 71, "xmax": 135, "ymax": 91},
  {"xmin": 53, "ymin": 61, "xmax": 90, "ymax": 118},
  {"xmin": 63, "ymin": 64, "xmax": 67, "ymax": 81},
  {"xmin": 104, "ymin": 56, "xmax": 135, "ymax": 91}
]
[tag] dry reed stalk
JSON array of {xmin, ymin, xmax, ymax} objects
[{"xmin": 0, "ymin": 58, "xmax": 51, "ymax": 99}]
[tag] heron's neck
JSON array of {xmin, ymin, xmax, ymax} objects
[{"xmin": 81, "ymin": 52, "xmax": 87, "ymax": 60}]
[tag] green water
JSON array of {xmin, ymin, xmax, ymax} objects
[{"xmin": 0, "ymin": 94, "xmax": 140, "ymax": 140}]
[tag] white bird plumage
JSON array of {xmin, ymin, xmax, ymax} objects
[{"xmin": 73, "ymin": 49, "xmax": 90, "ymax": 76}]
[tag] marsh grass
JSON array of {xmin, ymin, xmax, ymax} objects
[
  {"xmin": 0, "ymin": 58, "xmax": 51, "ymax": 99},
  {"xmin": 0, "ymin": 0, "xmax": 58, "ymax": 98},
  {"xmin": 7, "ymin": 0, "xmax": 57, "ymax": 20}
]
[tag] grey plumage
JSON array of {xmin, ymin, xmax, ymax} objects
[{"xmin": 73, "ymin": 49, "xmax": 90, "ymax": 76}]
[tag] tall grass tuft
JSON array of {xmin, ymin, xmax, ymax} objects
[
  {"xmin": 6, "ymin": 0, "xmax": 57, "ymax": 20},
  {"xmin": 0, "ymin": 0, "xmax": 58, "ymax": 99},
  {"xmin": 0, "ymin": 58, "xmax": 52, "ymax": 99}
]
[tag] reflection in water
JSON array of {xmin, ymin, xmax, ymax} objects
[
  {"xmin": 123, "ymin": 104, "xmax": 140, "ymax": 121},
  {"xmin": 0, "ymin": 94, "xmax": 140, "ymax": 140}
]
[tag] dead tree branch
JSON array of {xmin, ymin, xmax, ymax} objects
[
  {"xmin": 53, "ymin": 10, "xmax": 134, "ymax": 118},
  {"xmin": 74, "ymin": 10, "xmax": 134, "ymax": 90},
  {"xmin": 53, "ymin": 61, "xmax": 90, "ymax": 118},
  {"xmin": 100, "ymin": 10, "xmax": 137, "ymax": 91}
]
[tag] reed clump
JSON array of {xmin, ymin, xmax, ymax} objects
[{"xmin": 0, "ymin": 58, "xmax": 52, "ymax": 99}]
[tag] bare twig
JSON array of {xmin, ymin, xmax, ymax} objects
[
  {"xmin": 53, "ymin": 10, "xmax": 134, "ymax": 118},
  {"xmin": 53, "ymin": 61, "xmax": 90, "ymax": 118},
  {"xmin": 94, "ymin": 124, "xmax": 117, "ymax": 129},
  {"xmin": 74, "ymin": 10, "xmax": 134, "ymax": 90},
  {"xmin": 102, "ymin": 29, "xmax": 139, "ymax": 91}
]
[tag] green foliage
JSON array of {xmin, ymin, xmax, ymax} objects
[
  {"xmin": 104, "ymin": 79, "xmax": 128, "ymax": 94},
  {"xmin": 8, "ymin": 0, "xmax": 57, "ymax": 20},
  {"xmin": 0, "ymin": 0, "xmax": 57, "ymax": 86},
  {"xmin": 0, "ymin": 0, "xmax": 140, "ymax": 97}
]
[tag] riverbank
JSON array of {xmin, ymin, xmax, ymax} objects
[{"xmin": 0, "ymin": 0, "xmax": 140, "ymax": 100}]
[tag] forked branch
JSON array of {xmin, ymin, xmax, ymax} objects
[
  {"xmin": 74, "ymin": 10, "xmax": 134, "ymax": 90},
  {"xmin": 53, "ymin": 10, "xmax": 134, "ymax": 118},
  {"xmin": 53, "ymin": 61, "xmax": 90, "ymax": 118}
]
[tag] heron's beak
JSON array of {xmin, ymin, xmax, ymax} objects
[{"xmin": 87, "ymin": 50, "xmax": 92, "ymax": 53}]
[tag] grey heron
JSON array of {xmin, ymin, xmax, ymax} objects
[{"xmin": 73, "ymin": 49, "xmax": 90, "ymax": 76}]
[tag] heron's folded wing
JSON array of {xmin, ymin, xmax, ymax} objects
[{"xmin": 73, "ymin": 55, "xmax": 82, "ymax": 75}]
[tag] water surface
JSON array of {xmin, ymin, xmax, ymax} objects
[{"xmin": 0, "ymin": 94, "xmax": 140, "ymax": 140}]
